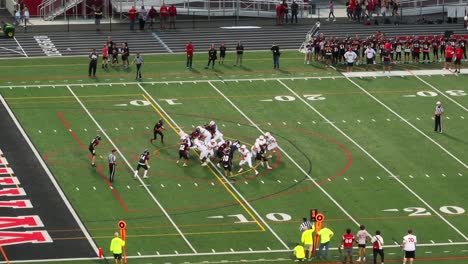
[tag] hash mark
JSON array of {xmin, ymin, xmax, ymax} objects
[
  {"xmin": 360, "ymin": 177, "xmax": 364, "ymax": 180},
  {"xmin": 211, "ymin": 249, "xmax": 216, "ymax": 253},
  {"xmin": 442, "ymin": 173, "xmax": 446, "ymax": 177},
  {"xmin": 75, "ymin": 187, "xmax": 79, "ymax": 191},
  {"xmin": 277, "ymin": 180, "xmax": 282, "ymax": 183},
  {"xmin": 282, "ymin": 122, "xmax": 287, "ymax": 125},
  {"xmin": 425, "ymin": 174, "xmax": 430, "ymax": 178},
  {"xmin": 260, "ymin": 180, "xmax": 265, "ymax": 184},
  {"xmin": 160, "ymin": 184, "xmax": 165, "ymax": 188},
  {"xmin": 371, "ymin": 119, "xmax": 376, "ymax": 122},
  {"xmin": 211, "ymin": 182, "xmax": 215, "ymax": 186},
  {"xmin": 249, "ymin": 248, "xmax": 253, "ymax": 251},
  {"xmin": 194, "ymin": 183, "xmax": 198, "ymax": 187},
  {"xmin": 177, "ymin": 183, "xmax": 182, "ymax": 187},
  {"xmin": 376, "ymin": 176, "xmax": 381, "ymax": 180},
  {"xmin": 244, "ymin": 181, "xmax": 249, "ymax": 184},
  {"xmin": 230, "ymin": 248, "xmax": 235, "ymax": 252},
  {"xmin": 458, "ymin": 173, "xmax": 463, "ymax": 176},
  {"xmin": 344, "ymin": 177, "xmax": 348, "ymax": 181},
  {"xmin": 297, "ymin": 121, "xmax": 301, "ymax": 124},
  {"xmin": 409, "ymin": 175, "xmax": 414, "ymax": 178}
]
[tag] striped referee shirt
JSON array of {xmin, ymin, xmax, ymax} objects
[
  {"xmin": 134, "ymin": 56, "xmax": 143, "ymax": 65},
  {"xmin": 435, "ymin": 105, "xmax": 444, "ymax": 115},
  {"xmin": 299, "ymin": 220, "xmax": 312, "ymax": 232},
  {"xmin": 108, "ymin": 153, "xmax": 116, "ymax": 164}
]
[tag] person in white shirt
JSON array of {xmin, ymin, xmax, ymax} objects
[
  {"xmin": 356, "ymin": 225, "xmax": 371, "ymax": 262},
  {"xmin": 238, "ymin": 145, "xmax": 258, "ymax": 175},
  {"xmin": 371, "ymin": 230, "xmax": 384, "ymax": 264},
  {"xmin": 197, "ymin": 126, "xmax": 212, "ymax": 145},
  {"xmin": 402, "ymin": 229, "xmax": 417, "ymax": 264},
  {"xmin": 194, "ymin": 139, "xmax": 209, "ymax": 166},
  {"xmin": 365, "ymin": 46, "xmax": 376, "ymax": 71},
  {"xmin": 264, "ymin": 132, "xmax": 278, "ymax": 158},
  {"xmin": 344, "ymin": 48, "xmax": 357, "ymax": 72}
]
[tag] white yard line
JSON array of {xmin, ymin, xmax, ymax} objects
[
  {"xmin": 13, "ymin": 37, "xmax": 28, "ymax": 58},
  {"xmin": 152, "ymin": 33, "xmax": 173, "ymax": 53},
  {"xmin": 137, "ymin": 83, "xmax": 290, "ymax": 250},
  {"xmin": 65, "ymin": 86, "xmax": 197, "ymax": 253},
  {"xmin": 408, "ymin": 70, "xmax": 468, "ymax": 112},
  {"xmin": 3, "ymin": 241, "xmax": 468, "ymax": 263},
  {"xmin": 0, "ymin": 95, "xmax": 99, "ymax": 255},
  {"xmin": 208, "ymin": 81, "xmax": 361, "ymax": 227},
  {"xmin": 299, "ymin": 77, "xmax": 468, "ymax": 240}
]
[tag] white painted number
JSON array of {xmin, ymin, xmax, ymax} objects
[
  {"xmin": 274, "ymin": 95, "xmax": 296, "ymax": 102},
  {"xmin": 265, "ymin": 213, "xmax": 292, "ymax": 222},
  {"xmin": 445, "ymin": 90, "xmax": 466, "ymax": 96},
  {"xmin": 403, "ymin": 207, "xmax": 431, "ymax": 216},
  {"xmin": 227, "ymin": 214, "xmax": 255, "ymax": 223},
  {"xmin": 129, "ymin": 100, "xmax": 150, "ymax": 106},
  {"xmin": 304, "ymin": 94, "xmax": 326, "ymax": 101},
  {"xmin": 439, "ymin": 206, "xmax": 465, "ymax": 215},
  {"xmin": 416, "ymin": 91, "xmax": 437, "ymax": 97}
]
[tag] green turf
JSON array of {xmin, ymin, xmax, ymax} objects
[{"xmin": 0, "ymin": 51, "xmax": 467, "ymax": 264}]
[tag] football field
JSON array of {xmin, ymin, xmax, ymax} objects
[{"xmin": 0, "ymin": 52, "xmax": 467, "ymax": 264}]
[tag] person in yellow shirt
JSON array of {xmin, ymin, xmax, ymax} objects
[
  {"xmin": 301, "ymin": 225, "xmax": 315, "ymax": 260},
  {"xmin": 110, "ymin": 232, "xmax": 126, "ymax": 264},
  {"xmin": 293, "ymin": 243, "xmax": 305, "ymax": 261},
  {"xmin": 317, "ymin": 222, "xmax": 334, "ymax": 260}
]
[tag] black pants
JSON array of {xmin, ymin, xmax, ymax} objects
[
  {"xmin": 207, "ymin": 58, "xmax": 216, "ymax": 68},
  {"xmin": 291, "ymin": 12, "xmax": 298, "ymax": 23},
  {"xmin": 373, "ymin": 248, "xmax": 384, "ymax": 264},
  {"xmin": 136, "ymin": 64, "xmax": 142, "ymax": 79},
  {"xmin": 433, "ymin": 50, "xmax": 439, "ymax": 60},
  {"xmin": 153, "ymin": 130, "xmax": 164, "ymax": 143},
  {"xmin": 139, "ymin": 19, "xmax": 145, "ymax": 30},
  {"xmin": 423, "ymin": 52, "xmax": 430, "ymax": 61},
  {"xmin": 109, "ymin": 163, "xmax": 116, "ymax": 182},
  {"xmin": 186, "ymin": 55, "xmax": 192, "ymax": 68},
  {"xmin": 88, "ymin": 61, "xmax": 97, "ymax": 76},
  {"xmin": 435, "ymin": 115, "xmax": 442, "ymax": 132}
]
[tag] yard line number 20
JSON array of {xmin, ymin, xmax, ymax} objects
[{"xmin": 404, "ymin": 206, "xmax": 465, "ymax": 216}]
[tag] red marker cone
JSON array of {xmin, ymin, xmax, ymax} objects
[{"xmin": 98, "ymin": 247, "xmax": 103, "ymax": 258}]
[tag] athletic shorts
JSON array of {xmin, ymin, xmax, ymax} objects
[
  {"xmin": 383, "ymin": 60, "xmax": 391, "ymax": 66},
  {"xmin": 347, "ymin": 62, "xmax": 354, "ymax": 67},
  {"xmin": 102, "ymin": 56, "xmax": 108, "ymax": 60},
  {"xmin": 358, "ymin": 244, "xmax": 366, "ymax": 248},
  {"xmin": 89, "ymin": 147, "xmax": 95, "ymax": 156},
  {"xmin": 304, "ymin": 244, "xmax": 313, "ymax": 250},
  {"xmin": 344, "ymin": 247, "xmax": 353, "ymax": 256},
  {"xmin": 136, "ymin": 164, "xmax": 148, "ymax": 171},
  {"xmin": 405, "ymin": 250, "xmax": 415, "ymax": 258},
  {"xmin": 455, "ymin": 58, "xmax": 461, "ymax": 65},
  {"xmin": 223, "ymin": 164, "xmax": 232, "ymax": 171},
  {"xmin": 445, "ymin": 57, "xmax": 453, "ymax": 63},
  {"xmin": 366, "ymin": 58, "xmax": 373, "ymax": 64},
  {"xmin": 114, "ymin": 253, "xmax": 122, "ymax": 259}
]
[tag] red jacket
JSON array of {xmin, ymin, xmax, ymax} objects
[
  {"xmin": 169, "ymin": 5, "xmax": 177, "ymax": 17},
  {"xmin": 160, "ymin": 5, "xmax": 168, "ymax": 17},
  {"xmin": 186, "ymin": 44, "xmax": 194, "ymax": 56},
  {"xmin": 128, "ymin": 7, "xmax": 137, "ymax": 20}
]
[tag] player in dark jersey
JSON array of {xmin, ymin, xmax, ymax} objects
[
  {"xmin": 255, "ymin": 142, "xmax": 272, "ymax": 170},
  {"xmin": 134, "ymin": 149, "xmax": 150, "ymax": 179},
  {"xmin": 221, "ymin": 148, "xmax": 234, "ymax": 177},
  {"xmin": 150, "ymin": 119, "xmax": 166, "ymax": 144},
  {"xmin": 229, "ymin": 139, "xmax": 241, "ymax": 160},
  {"xmin": 177, "ymin": 139, "xmax": 190, "ymax": 167},
  {"xmin": 88, "ymin": 135, "xmax": 101, "ymax": 166}
]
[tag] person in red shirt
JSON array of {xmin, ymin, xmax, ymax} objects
[
  {"xmin": 101, "ymin": 44, "xmax": 108, "ymax": 69},
  {"xmin": 454, "ymin": 44, "xmax": 463, "ymax": 73},
  {"xmin": 340, "ymin": 228, "xmax": 355, "ymax": 264},
  {"xmin": 168, "ymin": 4, "xmax": 177, "ymax": 29},
  {"xmin": 275, "ymin": 3, "xmax": 283, "ymax": 25},
  {"xmin": 128, "ymin": 6, "xmax": 137, "ymax": 31},
  {"xmin": 185, "ymin": 41, "xmax": 194, "ymax": 69},
  {"xmin": 444, "ymin": 42, "xmax": 455, "ymax": 70},
  {"xmin": 160, "ymin": 4, "xmax": 168, "ymax": 29}
]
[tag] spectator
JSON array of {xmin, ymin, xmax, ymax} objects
[
  {"xmin": 282, "ymin": 0, "xmax": 289, "ymax": 24},
  {"xmin": 205, "ymin": 44, "xmax": 217, "ymax": 69},
  {"xmin": 275, "ymin": 3, "xmax": 283, "ymax": 25},
  {"xmin": 235, "ymin": 41, "xmax": 244, "ymax": 66},
  {"xmin": 160, "ymin": 3, "xmax": 169, "ymax": 29},
  {"xmin": 169, "ymin": 4, "xmax": 177, "ymax": 29},
  {"xmin": 317, "ymin": 223, "xmax": 334, "ymax": 260},
  {"xmin": 327, "ymin": 1, "xmax": 335, "ymax": 21},
  {"xmin": 128, "ymin": 6, "xmax": 137, "ymax": 31},
  {"xmin": 121, "ymin": 42, "xmax": 130, "ymax": 68},
  {"xmin": 94, "ymin": 7, "xmax": 103, "ymax": 31},
  {"xmin": 344, "ymin": 48, "xmax": 357, "ymax": 72},
  {"xmin": 371, "ymin": 230, "xmax": 384, "ymax": 264},
  {"xmin": 102, "ymin": 44, "xmax": 109, "ymax": 69},
  {"xmin": 24, "ymin": 7, "xmax": 32, "ymax": 25},
  {"xmin": 291, "ymin": 1, "xmax": 298, "ymax": 23},
  {"xmin": 185, "ymin": 41, "xmax": 194, "ymax": 69},
  {"xmin": 271, "ymin": 43, "xmax": 280, "ymax": 69},
  {"xmin": 219, "ymin": 42, "xmax": 226, "ymax": 65},
  {"xmin": 147, "ymin": 6, "xmax": 157, "ymax": 30},
  {"xmin": 15, "ymin": 9, "xmax": 21, "ymax": 26},
  {"xmin": 138, "ymin": 6, "xmax": 147, "ymax": 30}
]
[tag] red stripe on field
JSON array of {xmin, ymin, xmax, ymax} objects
[{"xmin": 56, "ymin": 112, "xmax": 129, "ymax": 212}]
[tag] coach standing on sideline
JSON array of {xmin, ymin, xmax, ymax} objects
[
  {"xmin": 271, "ymin": 43, "xmax": 280, "ymax": 69},
  {"xmin": 434, "ymin": 101, "xmax": 444, "ymax": 133},
  {"xmin": 108, "ymin": 149, "xmax": 117, "ymax": 182},
  {"xmin": 88, "ymin": 49, "xmax": 98, "ymax": 77},
  {"xmin": 133, "ymin": 52, "xmax": 143, "ymax": 80}
]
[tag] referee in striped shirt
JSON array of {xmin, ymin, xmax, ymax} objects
[
  {"xmin": 434, "ymin": 101, "xmax": 444, "ymax": 133},
  {"xmin": 108, "ymin": 149, "xmax": 117, "ymax": 182},
  {"xmin": 299, "ymin": 217, "xmax": 313, "ymax": 232},
  {"xmin": 133, "ymin": 53, "xmax": 143, "ymax": 80}
]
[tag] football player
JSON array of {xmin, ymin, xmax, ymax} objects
[
  {"xmin": 197, "ymin": 126, "xmax": 212, "ymax": 145},
  {"xmin": 150, "ymin": 119, "xmax": 166, "ymax": 144},
  {"xmin": 255, "ymin": 137, "xmax": 272, "ymax": 170},
  {"xmin": 216, "ymin": 140, "xmax": 230, "ymax": 168},
  {"xmin": 194, "ymin": 139, "xmax": 210, "ymax": 166},
  {"xmin": 88, "ymin": 135, "xmax": 101, "ymax": 166},
  {"xmin": 205, "ymin": 121, "xmax": 224, "ymax": 142},
  {"xmin": 134, "ymin": 149, "xmax": 150, "ymax": 179},
  {"xmin": 179, "ymin": 130, "xmax": 192, "ymax": 148},
  {"xmin": 221, "ymin": 148, "xmax": 234, "ymax": 177},
  {"xmin": 177, "ymin": 139, "xmax": 190, "ymax": 167},
  {"xmin": 265, "ymin": 132, "xmax": 278, "ymax": 159},
  {"xmin": 238, "ymin": 145, "xmax": 258, "ymax": 175}
]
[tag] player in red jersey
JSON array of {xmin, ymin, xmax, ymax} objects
[
  {"xmin": 340, "ymin": 228, "xmax": 356, "ymax": 264},
  {"xmin": 88, "ymin": 135, "xmax": 101, "ymax": 166},
  {"xmin": 444, "ymin": 43, "xmax": 455, "ymax": 70},
  {"xmin": 150, "ymin": 119, "xmax": 166, "ymax": 144}
]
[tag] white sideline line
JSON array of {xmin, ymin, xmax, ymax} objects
[
  {"xmin": 13, "ymin": 37, "xmax": 28, "ymax": 58},
  {"xmin": 409, "ymin": 71, "xmax": 468, "ymax": 112},
  {"xmin": 138, "ymin": 83, "xmax": 289, "ymax": 250},
  {"xmin": 0, "ymin": 46, "xmax": 25, "ymax": 55},
  {"xmin": 328, "ymin": 78, "xmax": 468, "ymax": 240},
  {"xmin": 0, "ymin": 95, "xmax": 99, "ymax": 255},
  {"xmin": 65, "ymin": 86, "xmax": 197, "ymax": 253},
  {"xmin": 152, "ymin": 33, "xmax": 174, "ymax": 53},
  {"xmin": 0, "ymin": 76, "xmax": 344, "ymax": 89},
  {"xmin": 3, "ymin": 241, "xmax": 468, "ymax": 263},
  {"xmin": 208, "ymin": 81, "xmax": 361, "ymax": 227}
]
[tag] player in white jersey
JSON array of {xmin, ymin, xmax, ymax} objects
[
  {"xmin": 209, "ymin": 121, "xmax": 224, "ymax": 142},
  {"xmin": 402, "ymin": 229, "xmax": 417, "ymax": 264},
  {"xmin": 197, "ymin": 126, "xmax": 212, "ymax": 145},
  {"xmin": 264, "ymin": 132, "xmax": 278, "ymax": 158},
  {"xmin": 356, "ymin": 225, "xmax": 371, "ymax": 262},
  {"xmin": 179, "ymin": 130, "xmax": 191, "ymax": 148},
  {"xmin": 194, "ymin": 139, "xmax": 210, "ymax": 166},
  {"xmin": 238, "ymin": 145, "xmax": 258, "ymax": 175}
]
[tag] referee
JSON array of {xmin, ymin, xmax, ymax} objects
[
  {"xmin": 88, "ymin": 49, "xmax": 98, "ymax": 77},
  {"xmin": 133, "ymin": 53, "xmax": 143, "ymax": 80},
  {"xmin": 434, "ymin": 101, "xmax": 444, "ymax": 133},
  {"xmin": 108, "ymin": 149, "xmax": 117, "ymax": 182}
]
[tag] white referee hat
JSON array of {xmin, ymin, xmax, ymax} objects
[{"xmin": 436, "ymin": 101, "xmax": 442, "ymax": 105}]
